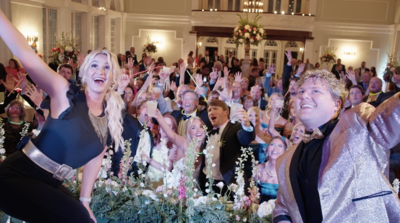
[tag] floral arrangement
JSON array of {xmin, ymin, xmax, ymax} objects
[
  {"xmin": 233, "ymin": 13, "xmax": 266, "ymax": 47},
  {"xmin": 142, "ymin": 36, "xmax": 157, "ymax": 55},
  {"xmin": 383, "ymin": 51, "xmax": 400, "ymax": 83},
  {"xmin": 320, "ymin": 46, "xmax": 337, "ymax": 64},
  {"xmin": 60, "ymin": 125, "xmax": 275, "ymax": 223},
  {"xmin": 50, "ymin": 32, "xmax": 81, "ymax": 65}
]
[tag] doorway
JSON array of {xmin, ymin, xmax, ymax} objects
[{"xmin": 205, "ymin": 47, "xmax": 218, "ymax": 58}]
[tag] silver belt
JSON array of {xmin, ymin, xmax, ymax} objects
[{"xmin": 22, "ymin": 140, "xmax": 75, "ymax": 181}]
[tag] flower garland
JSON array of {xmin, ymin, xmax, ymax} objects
[
  {"xmin": 0, "ymin": 119, "xmax": 5, "ymax": 161},
  {"xmin": 20, "ymin": 122, "xmax": 30, "ymax": 140}
]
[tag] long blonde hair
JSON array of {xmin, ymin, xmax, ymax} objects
[{"xmin": 79, "ymin": 49, "xmax": 125, "ymax": 152}]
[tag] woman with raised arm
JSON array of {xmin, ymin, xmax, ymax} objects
[
  {"xmin": 152, "ymin": 110, "xmax": 206, "ymax": 187},
  {"xmin": 261, "ymin": 93, "xmax": 288, "ymax": 134},
  {"xmin": 0, "ymin": 9, "xmax": 125, "ymax": 223}
]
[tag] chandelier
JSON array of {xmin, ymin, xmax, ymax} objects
[{"xmin": 243, "ymin": 0, "xmax": 264, "ymax": 13}]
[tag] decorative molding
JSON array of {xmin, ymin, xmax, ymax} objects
[
  {"xmin": 125, "ymin": 13, "xmax": 191, "ymax": 25},
  {"xmin": 314, "ymin": 21, "xmax": 395, "ymax": 34},
  {"xmin": 128, "ymin": 0, "xmax": 187, "ymax": 13},
  {"xmin": 191, "ymin": 11, "xmax": 315, "ymax": 31},
  {"xmin": 321, "ymin": 0, "xmax": 390, "ymax": 23},
  {"xmin": 11, "ymin": 0, "xmax": 44, "ymax": 8}
]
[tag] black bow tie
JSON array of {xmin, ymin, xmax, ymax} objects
[
  {"xmin": 210, "ymin": 128, "xmax": 220, "ymax": 136},
  {"xmin": 182, "ymin": 115, "xmax": 191, "ymax": 121}
]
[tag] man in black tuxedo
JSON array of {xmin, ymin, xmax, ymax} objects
[
  {"xmin": 171, "ymin": 90, "xmax": 211, "ymax": 136},
  {"xmin": 129, "ymin": 47, "xmax": 138, "ymax": 64},
  {"xmin": 359, "ymin": 61, "xmax": 369, "ymax": 75},
  {"xmin": 199, "ymin": 99, "xmax": 255, "ymax": 194},
  {"xmin": 366, "ymin": 77, "xmax": 396, "ymax": 107},
  {"xmin": 250, "ymin": 86, "xmax": 268, "ymax": 110},
  {"xmin": 200, "ymin": 50, "xmax": 213, "ymax": 69},
  {"xmin": 331, "ymin": 64, "xmax": 344, "ymax": 80},
  {"xmin": 226, "ymin": 51, "xmax": 235, "ymax": 68},
  {"xmin": 213, "ymin": 50, "xmax": 219, "ymax": 63},
  {"xmin": 230, "ymin": 58, "xmax": 241, "ymax": 75},
  {"xmin": 331, "ymin": 58, "xmax": 346, "ymax": 73},
  {"xmin": 111, "ymin": 101, "xmax": 154, "ymax": 177},
  {"xmin": 357, "ymin": 71, "xmax": 371, "ymax": 92}
]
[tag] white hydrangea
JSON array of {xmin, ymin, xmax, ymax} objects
[
  {"xmin": 244, "ymin": 25, "xmax": 250, "ymax": 30},
  {"xmin": 244, "ymin": 33, "xmax": 250, "ymax": 38},
  {"xmin": 257, "ymin": 200, "xmax": 276, "ymax": 218},
  {"xmin": 65, "ymin": 46, "xmax": 73, "ymax": 52},
  {"xmin": 192, "ymin": 196, "xmax": 217, "ymax": 206},
  {"xmin": 142, "ymin": 189, "xmax": 158, "ymax": 201},
  {"xmin": 259, "ymin": 28, "xmax": 264, "ymax": 34}
]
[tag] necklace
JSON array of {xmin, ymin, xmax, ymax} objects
[
  {"xmin": 265, "ymin": 161, "xmax": 277, "ymax": 177},
  {"xmin": 7, "ymin": 119, "xmax": 23, "ymax": 125},
  {"xmin": 88, "ymin": 108, "xmax": 108, "ymax": 147},
  {"xmin": 266, "ymin": 109, "xmax": 280, "ymax": 121}
]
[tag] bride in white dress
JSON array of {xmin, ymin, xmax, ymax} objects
[{"xmin": 152, "ymin": 110, "xmax": 206, "ymax": 188}]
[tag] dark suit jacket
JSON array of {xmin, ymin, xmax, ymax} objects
[
  {"xmin": 171, "ymin": 108, "xmax": 212, "ymax": 131},
  {"xmin": 111, "ymin": 114, "xmax": 154, "ymax": 177},
  {"xmin": 331, "ymin": 70, "xmax": 341, "ymax": 80},
  {"xmin": 199, "ymin": 122, "xmax": 255, "ymax": 188},
  {"xmin": 0, "ymin": 63, "xmax": 6, "ymax": 92},
  {"xmin": 369, "ymin": 91, "xmax": 396, "ymax": 107},
  {"xmin": 259, "ymin": 98, "xmax": 268, "ymax": 110},
  {"xmin": 331, "ymin": 64, "xmax": 346, "ymax": 73},
  {"xmin": 282, "ymin": 64, "xmax": 292, "ymax": 97},
  {"xmin": 200, "ymin": 56, "xmax": 214, "ymax": 68},
  {"xmin": 358, "ymin": 67, "xmax": 370, "ymax": 73}
]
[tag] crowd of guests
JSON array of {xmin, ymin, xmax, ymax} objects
[{"xmin": 1, "ymin": 46, "xmax": 400, "ymax": 204}]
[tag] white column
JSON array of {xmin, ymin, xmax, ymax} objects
[
  {"xmin": 189, "ymin": 32, "xmax": 197, "ymax": 59},
  {"xmin": 0, "ymin": 0, "xmax": 13, "ymax": 64},
  {"xmin": 101, "ymin": 15, "xmax": 110, "ymax": 50},
  {"xmin": 115, "ymin": 17, "xmax": 124, "ymax": 54},
  {"xmin": 304, "ymin": 39, "xmax": 313, "ymax": 64},
  {"xmin": 81, "ymin": 12, "xmax": 92, "ymax": 53}
]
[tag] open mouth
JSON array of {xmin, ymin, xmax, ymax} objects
[
  {"xmin": 301, "ymin": 104, "xmax": 315, "ymax": 109},
  {"xmin": 94, "ymin": 77, "xmax": 106, "ymax": 84},
  {"xmin": 210, "ymin": 116, "xmax": 217, "ymax": 122}
]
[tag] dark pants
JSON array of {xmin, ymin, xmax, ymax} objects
[{"xmin": 0, "ymin": 151, "xmax": 93, "ymax": 223}]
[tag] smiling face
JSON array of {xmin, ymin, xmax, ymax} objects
[
  {"xmin": 292, "ymin": 124, "xmax": 305, "ymax": 145},
  {"xmin": 295, "ymin": 78, "xmax": 341, "ymax": 131},
  {"xmin": 241, "ymin": 79, "xmax": 249, "ymax": 90},
  {"xmin": 267, "ymin": 138, "xmax": 286, "ymax": 161},
  {"xmin": 188, "ymin": 119, "xmax": 206, "ymax": 141},
  {"xmin": 182, "ymin": 91, "xmax": 198, "ymax": 114},
  {"xmin": 289, "ymin": 80, "xmax": 299, "ymax": 95},
  {"xmin": 8, "ymin": 103, "xmax": 22, "ymax": 119},
  {"xmin": 208, "ymin": 105, "xmax": 229, "ymax": 127},
  {"xmin": 137, "ymin": 103, "xmax": 149, "ymax": 124},
  {"xmin": 124, "ymin": 87, "xmax": 134, "ymax": 103},
  {"xmin": 244, "ymin": 99, "xmax": 255, "ymax": 111},
  {"xmin": 85, "ymin": 54, "xmax": 114, "ymax": 96},
  {"xmin": 247, "ymin": 109, "xmax": 259, "ymax": 127},
  {"xmin": 250, "ymin": 87, "xmax": 262, "ymax": 101},
  {"xmin": 289, "ymin": 102, "xmax": 296, "ymax": 118},
  {"xmin": 349, "ymin": 87, "xmax": 363, "ymax": 106},
  {"xmin": 232, "ymin": 82, "xmax": 242, "ymax": 98}
]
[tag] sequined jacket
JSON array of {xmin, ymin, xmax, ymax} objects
[{"xmin": 273, "ymin": 92, "xmax": 400, "ymax": 223}]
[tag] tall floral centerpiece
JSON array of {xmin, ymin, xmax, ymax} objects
[
  {"xmin": 50, "ymin": 32, "xmax": 81, "ymax": 65},
  {"xmin": 320, "ymin": 46, "xmax": 337, "ymax": 64},
  {"xmin": 233, "ymin": 13, "xmax": 266, "ymax": 56},
  {"xmin": 142, "ymin": 36, "xmax": 157, "ymax": 56}
]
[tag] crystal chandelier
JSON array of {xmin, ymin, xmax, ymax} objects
[{"xmin": 243, "ymin": 0, "xmax": 264, "ymax": 13}]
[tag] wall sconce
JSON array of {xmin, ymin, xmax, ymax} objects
[
  {"xmin": 99, "ymin": 7, "xmax": 106, "ymax": 11},
  {"xmin": 26, "ymin": 33, "xmax": 38, "ymax": 45},
  {"xmin": 210, "ymin": 9, "xmax": 213, "ymax": 11},
  {"xmin": 281, "ymin": 11, "xmax": 285, "ymax": 15},
  {"xmin": 198, "ymin": 42, "xmax": 202, "ymax": 47},
  {"xmin": 299, "ymin": 47, "xmax": 304, "ymax": 53},
  {"xmin": 343, "ymin": 51, "xmax": 356, "ymax": 56}
]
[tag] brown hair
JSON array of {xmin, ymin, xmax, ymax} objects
[
  {"xmin": 208, "ymin": 99, "xmax": 229, "ymax": 111},
  {"xmin": 5, "ymin": 100, "xmax": 26, "ymax": 121},
  {"xmin": 9, "ymin": 58, "xmax": 21, "ymax": 70},
  {"xmin": 157, "ymin": 114, "xmax": 178, "ymax": 149},
  {"xmin": 57, "ymin": 64, "xmax": 74, "ymax": 74},
  {"xmin": 243, "ymin": 95, "xmax": 258, "ymax": 107},
  {"xmin": 349, "ymin": 84, "xmax": 365, "ymax": 95}
]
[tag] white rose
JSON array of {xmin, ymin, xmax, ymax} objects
[
  {"xmin": 142, "ymin": 189, "xmax": 158, "ymax": 200},
  {"xmin": 234, "ymin": 26, "xmax": 239, "ymax": 32},
  {"xmin": 244, "ymin": 25, "xmax": 250, "ymax": 30},
  {"xmin": 65, "ymin": 46, "xmax": 73, "ymax": 52},
  {"xmin": 140, "ymin": 182, "xmax": 145, "ymax": 188},
  {"xmin": 256, "ymin": 34, "xmax": 261, "ymax": 39},
  {"xmin": 244, "ymin": 33, "xmax": 250, "ymax": 38},
  {"xmin": 216, "ymin": 182, "xmax": 224, "ymax": 189},
  {"xmin": 253, "ymin": 31, "xmax": 256, "ymax": 34},
  {"xmin": 259, "ymin": 28, "xmax": 264, "ymax": 34},
  {"xmin": 250, "ymin": 38, "xmax": 254, "ymax": 43},
  {"xmin": 239, "ymin": 39, "xmax": 244, "ymax": 43},
  {"xmin": 257, "ymin": 202, "xmax": 273, "ymax": 218}
]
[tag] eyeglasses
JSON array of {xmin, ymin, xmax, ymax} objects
[{"xmin": 9, "ymin": 107, "xmax": 21, "ymax": 111}]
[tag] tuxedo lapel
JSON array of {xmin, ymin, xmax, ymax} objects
[{"xmin": 289, "ymin": 142, "xmax": 307, "ymax": 222}]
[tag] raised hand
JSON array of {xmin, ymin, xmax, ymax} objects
[
  {"xmin": 223, "ymin": 66, "xmax": 230, "ymax": 77},
  {"xmin": 210, "ymin": 68, "xmax": 218, "ymax": 81},
  {"xmin": 77, "ymin": 53, "xmax": 85, "ymax": 67},
  {"xmin": 285, "ymin": 49, "xmax": 292, "ymax": 64},
  {"xmin": 214, "ymin": 77, "xmax": 225, "ymax": 90},
  {"xmin": 126, "ymin": 57, "xmax": 134, "ymax": 69},
  {"xmin": 170, "ymin": 81, "xmax": 177, "ymax": 92},
  {"xmin": 234, "ymin": 72, "xmax": 243, "ymax": 83},
  {"xmin": 295, "ymin": 63, "xmax": 305, "ymax": 77},
  {"xmin": 194, "ymin": 74, "xmax": 204, "ymax": 87},
  {"xmin": 233, "ymin": 108, "xmax": 250, "ymax": 128},
  {"xmin": 117, "ymin": 73, "xmax": 130, "ymax": 93},
  {"xmin": 14, "ymin": 72, "xmax": 27, "ymax": 90},
  {"xmin": 267, "ymin": 64, "xmax": 276, "ymax": 74},
  {"xmin": 345, "ymin": 70, "xmax": 357, "ymax": 85},
  {"xmin": 26, "ymin": 84, "xmax": 44, "ymax": 108},
  {"xmin": 0, "ymin": 74, "xmax": 16, "ymax": 92}
]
